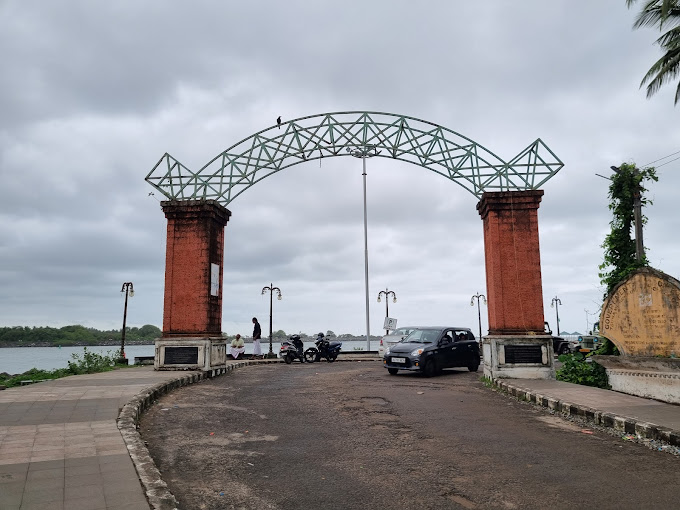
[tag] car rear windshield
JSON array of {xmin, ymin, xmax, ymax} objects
[{"xmin": 404, "ymin": 329, "xmax": 439, "ymax": 343}]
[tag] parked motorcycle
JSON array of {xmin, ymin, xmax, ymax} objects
[
  {"xmin": 279, "ymin": 335, "xmax": 306, "ymax": 364},
  {"xmin": 304, "ymin": 332, "xmax": 342, "ymax": 363}
]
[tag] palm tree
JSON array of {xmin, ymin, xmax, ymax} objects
[{"xmin": 627, "ymin": 0, "xmax": 680, "ymax": 104}]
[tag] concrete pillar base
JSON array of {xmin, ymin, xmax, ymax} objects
[
  {"xmin": 482, "ymin": 335, "xmax": 555, "ymax": 380},
  {"xmin": 154, "ymin": 338, "xmax": 226, "ymax": 371}
]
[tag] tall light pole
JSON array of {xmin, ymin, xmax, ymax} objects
[
  {"xmin": 470, "ymin": 292, "xmax": 486, "ymax": 341},
  {"xmin": 120, "ymin": 282, "xmax": 134, "ymax": 363},
  {"xmin": 348, "ymin": 145, "xmax": 380, "ymax": 351},
  {"xmin": 261, "ymin": 283, "xmax": 282, "ymax": 357},
  {"xmin": 551, "ymin": 296, "xmax": 562, "ymax": 335},
  {"xmin": 377, "ymin": 288, "xmax": 397, "ymax": 336}
]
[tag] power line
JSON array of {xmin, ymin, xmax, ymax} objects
[
  {"xmin": 642, "ymin": 149, "xmax": 680, "ymax": 167},
  {"xmin": 655, "ymin": 154, "xmax": 680, "ymax": 169}
]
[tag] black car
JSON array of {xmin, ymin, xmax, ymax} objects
[
  {"xmin": 544, "ymin": 322, "xmax": 577, "ymax": 355},
  {"xmin": 383, "ymin": 327, "xmax": 480, "ymax": 377}
]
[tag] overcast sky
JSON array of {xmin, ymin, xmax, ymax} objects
[{"xmin": 1, "ymin": 1, "xmax": 678, "ymax": 339}]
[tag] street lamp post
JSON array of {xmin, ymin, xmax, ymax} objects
[
  {"xmin": 120, "ymin": 282, "xmax": 134, "ymax": 363},
  {"xmin": 261, "ymin": 283, "xmax": 282, "ymax": 358},
  {"xmin": 377, "ymin": 288, "xmax": 397, "ymax": 335},
  {"xmin": 348, "ymin": 145, "xmax": 380, "ymax": 352},
  {"xmin": 551, "ymin": 296, "xmax": 562, "ymax": 335},
  {"xmin": 470, "ymin": 292, "xmax": 486, "ymax": 341}
]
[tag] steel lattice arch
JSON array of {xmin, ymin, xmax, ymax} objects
[{"xmin": 146, "ymin": 111, "xmax": 564, "ymax": 205}]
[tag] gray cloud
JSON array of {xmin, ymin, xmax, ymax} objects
[{"xmin": 1, "ymin": 0, "xmax": 678, "ymax": 337}]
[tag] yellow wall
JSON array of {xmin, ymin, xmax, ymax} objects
[{"xmin": 601, "ymin": 268, "xmax": 680, "ymax": 357}]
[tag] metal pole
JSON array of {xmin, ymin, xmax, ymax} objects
[
  {"xmin": 121, "ymin": 288, "xmax": 128, "ymax": 359},
  {"xmin": 269, "ymin": 283, "xmax": 273, "ymax": 356},
  {"xmin": 385, "ymin": 294, "xmax": 390, "ymax": 336},
  {"xmin": 476, "ymin": 299, "xmax": 482, "ymax": 341},
  {"xmin": 362, "ymin": 156, "xmax": 371, "ymax": 352},
  {"xmin": 555, "ymin": 301, "xmax": 561, "ymax": 336},
  {"xmin": 633, "ymin": 188, "xmax": 644, "ymax": 261},
  {"xmin": 120, "ymin": 282, "xmax": 133, "ymax": 363}
]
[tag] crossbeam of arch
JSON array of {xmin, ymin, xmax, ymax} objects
[{"xmin": 146, "ymin": 111, "xmax": 564, "ymax": 206}]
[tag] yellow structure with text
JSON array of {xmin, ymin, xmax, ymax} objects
[{"xmin": 601, "ymin": 268, "xmax": 680, "ymax": 357}]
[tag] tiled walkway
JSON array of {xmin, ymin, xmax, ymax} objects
[{"xmin": 0, "ymin": 368, "xmax": 199, "ymax": 510}]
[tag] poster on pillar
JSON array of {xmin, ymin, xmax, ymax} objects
[{"xmin": 210, "ymin": 263, "xmax": 220, "ymax": 297}]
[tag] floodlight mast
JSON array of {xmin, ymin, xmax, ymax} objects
[{"xmin": 348, "ymin": 145, "xmax": 380, "ymax": 352}]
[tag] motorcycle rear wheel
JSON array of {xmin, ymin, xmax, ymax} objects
[{"xmin": 284, "ymin": 354, "xmax": 293, "ymax": 364}]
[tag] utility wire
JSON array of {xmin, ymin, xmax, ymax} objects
[
  {"xmin": 654, "ymin": 154, "xmax": 680, "ymax": 169},
  {"xmin": 642, "ymin": 149, "xmax": 680, "ymax": 167}
]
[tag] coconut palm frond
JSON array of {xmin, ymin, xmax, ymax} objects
[{"xmin": 641, "ymin": 47, "xmax": 680, "ymax": 100}]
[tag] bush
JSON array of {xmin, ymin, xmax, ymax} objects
[
  {"xmin": 556, "ymin": 353, "xmax": 609, "ymax": 389},
  {"xmin": 67, "ymin": 347, "xmax": 120, "ymax": 375}
]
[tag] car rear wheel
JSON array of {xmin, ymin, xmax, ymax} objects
[
  {"xmin": 468, "ymin": 356, "xmax": 480, "ymax": 372},
  {"xmin": 422, "ymin": 359, "xmax": 437, "ymax": 377},
  {"xmin": 387, "ymin": 368, "xmax": 399, "ymax": 375}
]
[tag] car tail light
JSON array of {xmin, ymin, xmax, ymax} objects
[{"xmin": 380, "ymin": 339, "xmax": 383, "ymax": 346}]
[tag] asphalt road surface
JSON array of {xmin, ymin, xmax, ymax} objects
[{"xmin": 140, "ymin": 361, "xmax": 680, "ymax": 510}]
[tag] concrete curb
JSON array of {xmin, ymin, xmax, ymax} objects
[{"xmin": 493, "ymin": 380, "xmax": 680, "ymax": 447}]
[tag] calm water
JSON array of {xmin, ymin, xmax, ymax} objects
[{"xmin": 0, "ymin": 340, "xmax": 378, "ymax": 374}]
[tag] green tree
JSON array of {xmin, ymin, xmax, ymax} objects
[
  {"xmin": 627, "ymin": 0, "xmax": 680, "ymax": 104},
  {"xmin": 599, "ymin": 162, "xmax": 658, "ymax": 296}
]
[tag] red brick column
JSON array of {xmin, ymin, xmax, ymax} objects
[
  {"xmin": 161, "ymin": 200, "xmax": 231, "ymax": 338},
  {"xmin": 477, "ymin": 191, "xmax": 545, "ymax": 335}
]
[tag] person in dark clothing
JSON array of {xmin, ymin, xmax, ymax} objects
[{"xmin": 252, "ymin": 317, "xmax": 263, "ymax": 358}]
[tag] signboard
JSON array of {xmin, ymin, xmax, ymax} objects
[
  {"xmin": 164, "ymin": 346, "xmax": 199, "ymax": 365},
  {"xmin": 383, "ymin": 317, "xmax": 398, "ymax": 330},
  {"xmin": 210, "ymin": 263, "xmax": 220, "ymax": 297},
  {"xmin": 504, "ymin": 345, "xmax": 543, "ymax": 364}
]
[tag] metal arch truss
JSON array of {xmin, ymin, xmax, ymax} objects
[{"xmin": 145, "ymin": 111, "xmax": 564, "ymax": 205}]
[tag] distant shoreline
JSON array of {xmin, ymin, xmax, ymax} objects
[
  {"xmin": 0, "ymin": 340, "xmax": 155, "ymax": 348},
  {"xmin": 0, "ymin": 336, "xmax": 381, "ymax": 348}
]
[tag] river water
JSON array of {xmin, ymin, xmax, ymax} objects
[{"xmin": 0, "ymin": 340, "xmax": 378, "ymax": 375}]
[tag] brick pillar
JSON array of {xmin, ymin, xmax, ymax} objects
[
  {"xmin": 161, "ymin": 200, "xmax": 231, "ymax": 338},
  {"xmin": 477, "ymin": 191, "xmax": 545, "ymax": 335}
]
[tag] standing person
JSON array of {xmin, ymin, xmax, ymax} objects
[{"xmin": 252, "ymin": 317, "xmax": 263, "ymax": 359}]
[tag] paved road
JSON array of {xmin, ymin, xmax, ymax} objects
[{"xmin": 140, "ymin": 362, "xmax": 680, "ymax": 510}]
